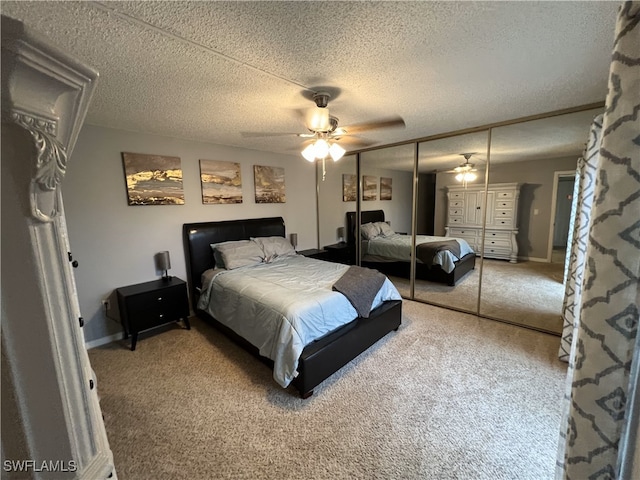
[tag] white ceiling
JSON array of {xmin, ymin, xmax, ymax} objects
[{"xmin": 1, "ymin": 1, "xmax": 617, "ymax": 161}]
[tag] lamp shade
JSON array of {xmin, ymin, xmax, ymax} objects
[
  {"xmin": 337, "ymin": 226, "xmax": 345, "ymax": 241},
  {"xmin": 156, "ymin": 251, "xmax": 171, "ymax": 272},
  {"xmin": 289, "ymin": 233, "xmax": 298, "ymax": 248}
]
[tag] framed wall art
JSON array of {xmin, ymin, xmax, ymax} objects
[
  {"xmin": 200, "ymin": 159, "xmax": 242, "ymax": 204},
  {"xmin": 342, "ymin": 174, "xmax": 357, "ymax": 202},
  {"xmin": 380, "ymin": 177, "xmax": 392, "ymax": 200},
  {"xmin": 121, "ymin": 152, "xmax": 184, "ymax": 205},
  {"xmin": 254, "ymin": 165, "xmax": 286, "ymax": 203},
  {"xmin": 362, "ymin": 175, "xmax": 378, "ymax": 201}
]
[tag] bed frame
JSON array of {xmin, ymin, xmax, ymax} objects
[
  {"xmin": 183, "ymin": 217, "xmax": 402, "ymax": 399},
  {"xmin": 346, "ymin": 210, "xmax": 476, "ymax": 286}
]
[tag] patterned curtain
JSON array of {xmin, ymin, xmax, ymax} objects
[
  {"xmin": 558, "ymin": 118, "xmax": 602, "ymax": 362},
  {"xmin": 556, "ymin": 3, "xmax": 640, "ymax": 479}
]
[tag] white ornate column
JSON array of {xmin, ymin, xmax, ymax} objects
[{"xmin": 1, "ymin": 15, "xmax": 116, "ymax": 479}]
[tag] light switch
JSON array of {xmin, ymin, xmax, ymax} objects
[{"xmin": 534, "ymin": 208, "xmax": 539, "ymax": 215}]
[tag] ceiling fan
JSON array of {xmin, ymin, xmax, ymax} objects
[
  {"xmin": 297, "ymin": 91, "xmax": 405, "ymax": 161},
  {"xmin": 449, "ymin": 153, "xmax": 478, "ymax": 183},
  {"xmin": 242, "ymin": 89, "xmax": 405, "ymax": 179}
]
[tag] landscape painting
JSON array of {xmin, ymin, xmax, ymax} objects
[
  {"xmin": 342, "ymin": 174, "xmax": 356, "ymax": 202},
  {"xmin": 121, "ymin": 152, "xmax": 184, "ymax": 205},
  {"xmin": 380, "ymin": 177, "xmax": 392, "ymax": 200},
  {"xmin": 254, "ymin": 165, "xmax": 286, "ymax": 203},
  {"xmin": 200, "ymin": 159, "xmax": 243, "ymax": 204},
  {"xmin": 362, "ymin": 175, "xmax": 378, "ymax": 201}
]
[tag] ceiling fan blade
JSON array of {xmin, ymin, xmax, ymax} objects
[
  {"xmin": 240, "ymin": 131, "xmax": 299, "ymax": 138},
  {"xmin": 333, "ymin": 136, "xmax": 375, "ymax": 148},
  {"xmin": 338, "ymin": 116, "xmax": 405, "ymax": 135}
]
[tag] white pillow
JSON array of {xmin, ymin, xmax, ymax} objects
[
  {"xmin": 376, "ymin": 222, "xmax": 395, "ymax": 237},
  {"xmin": 215, "ymin": 240, "xmax": 264, "ymax": 270},
  {"xmin": 251, "ymin": 236, "xmax": 296, "ymax": 262},
  {"xmin": 361, "ymin": 222, "xmax": 381, "ymax": 240}
]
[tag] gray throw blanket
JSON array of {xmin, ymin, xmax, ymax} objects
[
  {"xmin": 415, "ymin": 240, "xmax": 461, "ymax": 266},
  {"xmin": 332, "ymin": 266, "xmax": 386, "ymax": 318}
]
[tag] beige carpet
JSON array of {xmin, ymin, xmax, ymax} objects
[
  {"xmin": 389, "ymin": 259, "xmax": 564, "ymax": 334},
  {"xmin": 89, "ymin": 301, "xmax": 566, "ymax": 479}
]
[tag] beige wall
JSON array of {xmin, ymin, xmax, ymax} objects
[{"xmin": 64, "ymin": 125, "xmax": 317, "ymax": 344}]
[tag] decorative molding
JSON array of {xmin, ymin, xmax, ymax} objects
[{"xmin": 11, "ymin": 110, "xmax": 68, "ymax": 222}]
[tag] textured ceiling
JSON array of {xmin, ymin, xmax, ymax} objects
[{"xmin": 1, "ymin": 1, "xmax": 617, "ymax": 160}]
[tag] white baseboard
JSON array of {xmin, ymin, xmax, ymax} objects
[
  {"xmin": 518, "ymin": 256, "xmax": 550, "ymax": 263},
  {"xmin": 85, "ymin": 332, "xmax": 122, "ymax": 350}
]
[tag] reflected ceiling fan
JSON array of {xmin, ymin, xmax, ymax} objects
[{"xmin": 447, "ymin": 153, "xmax": 478, "ymax": 183}]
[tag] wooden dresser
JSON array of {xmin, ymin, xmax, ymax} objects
[{"xmin": 445, "ymin": 183, "xmax": 521, "ymax": 263}]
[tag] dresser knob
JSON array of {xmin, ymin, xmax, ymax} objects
[
  {"xmin": 159, "ymin": 314, "xmax": 164, "ymax": 319},
  {"xmin": 79, "ymin": 317, "xmax": 84, "ymax": 327},
  {"xmin": 157, "ymin": 297, "xmax": 163, "ymax": 302},
  {"xmin": 89, "ymin": 379, "xmax": 94, "ymax": 390}
]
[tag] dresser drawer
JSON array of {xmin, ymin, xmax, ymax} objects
[
  {"xmin": 130, "ymin": 304, "xmax": 186, "ymax": 332},
  {"xmin": 449, "ymin": 200, "xmax": 464, "ymax": 208},
  {"xmin": 484, "ymin": 238, "xmax": 511, "ymax": 249},
  {"xmin": 448, "ymin": 216, "xmax": 464, "ymax": 225},
  {"xmin": 495, "ymin": 200, "xmax": 513, "ymax": 209},
  {"xmin": 449, "ymin": 192, "xmax": 465, "ymax": 200},
  {"xmin": 126, "ymin": 286, "xmax": 184, "ymax": 313},
  {"xmin": 494, "ymin": 218, "xmax": 514, "ymax": 227},
  {"xmin": 483, "ymin": 246, "xmax": 512, "ymax": 258},
  {"xmin": 484, "ymin": 230, "xmax": 511, "ymax": 241},
  {"xmin": 494, "ymin": 209, "xmax": 514, "ymax": 219},
  {"xmin": 448, "ymin": 227, "xmax": 478, "ymax": 237},
  {"xmin": 496, "ymin": 191, "xmax": 514, "ymax": 199},
  {"xmin": 449, "ymin": 208, "xmax": 464, "ymax": 217}
]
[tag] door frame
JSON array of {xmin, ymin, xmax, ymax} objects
[{"xmin": 546, "ymin": 170, "xmax": 576, "ymax": 262}]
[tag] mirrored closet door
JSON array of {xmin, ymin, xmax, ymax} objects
[
  {"xmin": 358, "ymin": 144, "xmax": 415, "ymax": 297},
  {"xmin": 317, "ymin": 154, "xmax": 357, "ymax": 261},
  {"xmin": 315, "ymin": 104, "xmax": 602, "ymax": 335},
  {"xmin": 413, "ymin": 131, "xmax": 489, "ymax": 314},
  {"xmin": 479, "ymin": 107, "xmax": 602, "ymax": 334}
]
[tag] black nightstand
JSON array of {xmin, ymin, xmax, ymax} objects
[
  {"xmin": 298, "ymin": 248, "xmax": 330, "ymax": 261},
  {"xmin": 116, "ymin": 277, "xmax": 190, "ymax": 350},
  {"xmin": 322, "ymin": 242, "xmax": 354, "ymax": 265}
]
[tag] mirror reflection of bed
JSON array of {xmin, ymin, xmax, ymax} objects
[{"xmin": 317, "ymin": 106, "xmax": 600, "ymax": 336}]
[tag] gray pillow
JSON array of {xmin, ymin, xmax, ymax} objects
[
  {"xmin": 251, "ymin": 236, "xmax": 296, "ymax": 262},
  {"xmin": 210, "ymin": 241, "xmax": 232, "ymax": 268},
  {"xmin": 214, "ymin": 240, "xmax": 265, "ymax": 270},
  {"xmin": 361, "ymin": 222, "xmax": 381, "ymax": 240},
  {"xmin": 376, "ymin": 222, "xmax": 395, "ymax": 237}
]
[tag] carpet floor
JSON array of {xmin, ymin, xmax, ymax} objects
[
  {"xmin": 89, "ymin": 300, "xmax": 566, "ymax": 480},
  {"xmin": 389, "ymin": 259, "xmax": 564, "ymax": 334}
]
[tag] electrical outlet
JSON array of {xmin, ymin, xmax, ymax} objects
[{"xmin": 102, "ymin": 299, "xmax": 110, "ymax": 310}]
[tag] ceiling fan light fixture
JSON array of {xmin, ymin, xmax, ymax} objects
[
  {"xmin": 307, "ymin": 107, "xmax": 330, "ymax": 131},
  {"xmin": 455, "ymin": 171, "xmax": 477, "ymax": 182},
  {"xmin": 329, "ymin": 142, "xmax": 345, "ymax": 161},
  {"xmin": 301, "ymin": 144, "xmax": 317, "ymax": 162},
  {"xmin": 313, "ymin": 138, "xmax": 330, "ymax": 158}
]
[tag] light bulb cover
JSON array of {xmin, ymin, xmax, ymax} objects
[
  {"xmin": 302, "ymin": 144, "xmax": 316, "ymax": 162},
  {"xmin": 329, "ymin": 143, "xmax": 345, "ymax": 161},
  {"xmin": 313, "ymin": 139, "xmax": 330, "ymax": 158}
]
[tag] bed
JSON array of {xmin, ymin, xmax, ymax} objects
[
  {"xmin": 183, "ymin": 217, "xmax": 402, "ymax": 398},
  {"xmin": 346, "ymin": 210, "xmax": 476, "ymax": 286}
]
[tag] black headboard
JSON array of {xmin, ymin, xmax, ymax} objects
[
  {"xmin": 345, "ymin": 210, "xmax": 385, "ymax": 246},
  {"xmin": 182, "ymin": 217, "xmax": 285, "ymax": 309}
]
